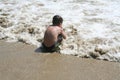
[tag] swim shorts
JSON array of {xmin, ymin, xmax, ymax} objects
[{"xmin": 41, "ymin": 42, "xmax": 60, "ymax": 52}]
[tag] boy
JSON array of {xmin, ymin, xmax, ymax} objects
[{"xmin": 42, "ymin": 15, "xmax": 66, "ymax": 52}]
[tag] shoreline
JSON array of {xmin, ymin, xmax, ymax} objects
[{"xmin": 0, "ymin": 40, "xmax": 120, "ymax": 80}]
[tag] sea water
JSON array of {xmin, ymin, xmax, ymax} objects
[{"xmin": 0, "ymin": 0, "xmax": 120, "ymax": 62}]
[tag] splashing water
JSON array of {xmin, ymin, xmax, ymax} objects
[{"xmin": 0, "ymin": 0, "xmax": 120, "ymax": 62}]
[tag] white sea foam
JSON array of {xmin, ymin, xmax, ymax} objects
[{"xmin": 0, "ymin": 0, "xmax": 120, "ymax": 62}]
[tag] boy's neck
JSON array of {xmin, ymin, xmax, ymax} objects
[{"xmin": 53, "ymin": 24, "xmax": 62, "ymax": 28}]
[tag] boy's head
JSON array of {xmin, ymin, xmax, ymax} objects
[{"xmin": 52, "ymin": 15, "xmax": 63, "ymax": 26}]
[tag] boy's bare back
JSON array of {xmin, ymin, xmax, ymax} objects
[{"xmin": 43, "ymin": 26, "xmax": 62, "ymax": 47}]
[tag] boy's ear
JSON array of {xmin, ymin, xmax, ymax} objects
[{"xmin": 60, "ymin": 23, "xmax": 62, "ymax": 26}]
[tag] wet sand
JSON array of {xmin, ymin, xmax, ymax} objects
[{"xmin": 0, "ymin": 40, "xmax": 120, "ymax": 80}]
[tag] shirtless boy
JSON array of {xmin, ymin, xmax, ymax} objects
[{"xmin": 42, "ymin": 15, "xmax": 66, "ymax": 52}]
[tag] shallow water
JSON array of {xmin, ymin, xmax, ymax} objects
[{"xmin": 0, "ymin": 0, "xmax": 120, "ymax": 62}]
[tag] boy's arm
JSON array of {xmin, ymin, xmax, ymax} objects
[{"xmin": 61, "ymin": 29, "xmax": 67, "ymax": 39}]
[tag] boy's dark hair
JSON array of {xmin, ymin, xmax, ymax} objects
[{"xmin": 52, "ymin": 15, "xmax": 63, "ymax": 25}]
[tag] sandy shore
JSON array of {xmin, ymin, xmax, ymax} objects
[{"xmin": 0, "ymin": 40, "xmax": 120, "ymax": 80}]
